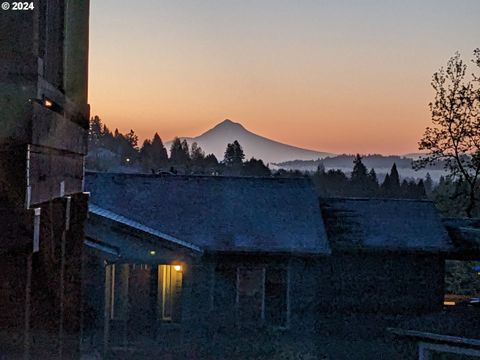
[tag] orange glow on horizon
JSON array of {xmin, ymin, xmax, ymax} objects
[{"xmin": 88, "ymin": 1, "xmax": 479, "ymax": 155}]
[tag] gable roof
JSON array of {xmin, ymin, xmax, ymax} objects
[
  {"xmin": 85, "ymin": 172, "xmax": 330, "ymax": 255},
  {"xmin": 321, "ymin": 197, "xmax": 453, "ymax": 252},
  {"xmin": 89, "ymin": 204, "xmax": 202, "ymax": 252}
]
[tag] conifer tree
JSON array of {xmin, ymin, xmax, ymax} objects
[
  {"xmin": 224, "ymin": 140, "xmax": 245, "ymax": 166},
  {"xmin": 170, "ymin": 137, "xmax": 190, "ymax": 169},
  {"xmin": 151, "ymin": 133, "xmax": 168, "ymax": 167},
  {"xmin": 350, "ymin": 154, "xmax": 369, "ymax": 196}
]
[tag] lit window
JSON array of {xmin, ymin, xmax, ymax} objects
[
  {"xmin": 158, "ymin": 265, "xmax": 183, "ymax": 322},
  {"xmin": 108, "ymin": 264, "xmax": 129, "ymax": 320}
]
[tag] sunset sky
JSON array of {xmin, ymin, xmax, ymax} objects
[{"xmin": 89, "ymin": 0, "xmax": 479, "ymax": 155}]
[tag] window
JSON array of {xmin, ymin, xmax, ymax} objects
[
  {"xmin": 157, "ymin": 265, "xmax": 183, "ymax": 322},
  {"xmin": 237, "ymin": 267, "xmax": 265, "ymax": 322},
  {"xmin": 265, "ymin": 268, "xmax": 288, "ymax": 327},
  {"xmin": 235, "ymin": 266, "xmax": 289, "ymax": 327},
  {"xmin": 108, "ymin": 264, "xmax": 129, "ymax": 320}
]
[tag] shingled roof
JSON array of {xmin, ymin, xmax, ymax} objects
[
  {"xmin": 320, "ymin": 198, "xmax": 453, "ymax": 252},
  {"xmin": 85, "ymin": 172, "xmax": 330, "ymax": 255}
]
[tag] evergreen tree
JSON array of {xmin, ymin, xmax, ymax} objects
[
  {"xmin": 224, "ymin": 140, "xmax": 245, "ymax": 167},
  {"xmin": 381, "ymin": 173, "xmax": 391, "ymax": 194},
  {"xmin": 190, "ymin": 142, "xmax": 205, "ymax": 162},
  {"xmin": 416, "ymin": 179, "xmax": 427, "ymax": 199},
  {"xmin": 243, "ymin": 158, "xmax": 271, "ymax": 177},
  {"xmin": 368, "ymin": 168, "xmax": 378, "ymax": 184},
  {"xmin": 350, "ymin": 154, "xmax": 369, "ymax": 196},
  {"xmin": 112, "ymin": 128, "xmax": 138, "ymax": 165},
  {"xmin": 204, "ymin": 154, "xmax": 219, "ymax": 175},
  {"xmin": 170, "ymin": 137, "xmax": 190, "ymax": 170},
  {"xmin": 424, "ymin": 172, "xmax": 434, "ymax": 196},
  {"xmin": 381, "ymin": 163, "xmax": 401, "ymax": 197},
  {"xmin": 140, "ymin": 139, "xmax": 153, "ymax": 171},
  {"xmin": 181, "ymin": 139, "xmax": 190, "ymax": 159},
  {"xmin": 312, "ymin": 168, "xmax": 349, "ymax": 197},
  {"xmin": 317, "ymin": 163, "xmax": 326, "ymax": 174},
  {"xmin": 150, "ymin": 133, "xmax": 168, "ymax": 167},
  {"xmin": 100, "ymin": 124, "xmax": 115, "ymax": 150},
  {"xmin": 367, "ymin": 168, "xmax": 380, "ymax": 195},
  {"xmin": 125, "ymin": 129, "xmax": 139, "ymax": 150},
  {"xmin": 389, "ymin": 163, "xmax": 400, "ymax": 188},
  {"xmin": 89, "ymin": 116, "xmax": 103, "ymax": 148},
  {"xmin": 351, "ymin": 154, "xmax": 368, "ymax": 180}
]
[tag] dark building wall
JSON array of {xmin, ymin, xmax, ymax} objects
[
  {"xmin": 0, "ymin": 1, "xmax": 90, "ymax": 358},
  {"xmin": 179, "ymin": 254, "xmax": 322, "ymax": 349},
  {"xmin": 0, "ymin": 0, "xmax": 89, "ymax": 209},
  {"xmin": 181, "ymin": 253, "xmax": 445, "ymax": 340},
  {"xmin": 83, "ymin": 248, "xmax": 446, "ymax": 358},
  {"xmin": 325, "ymin": 252, "xmax": 445, "ymax": 314}
]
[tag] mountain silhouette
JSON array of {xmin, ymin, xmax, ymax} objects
[{"xmin": 166, "ymin": 119, "xmax": 332, "ymax": 164}]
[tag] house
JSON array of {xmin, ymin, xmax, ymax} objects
[
  {"xmin": 388, "ymin": 218, "xmax": 480, "ymax": 359},
  {"xmin": 83, "ymin": 172, "xmax": 455, "ymax": 358},
  {"xmin": 320, "ymin": 198, "xmax": 452, "ymax": 314},
  {"xmin": 0, "ymin": 1, "xmax": 90, "ymax": 358}
]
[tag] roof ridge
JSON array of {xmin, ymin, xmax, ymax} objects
[{"xmin": 85, "ymin": 171, "xmax": 310, "ymax": 182}]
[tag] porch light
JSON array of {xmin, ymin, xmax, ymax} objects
[
  {"xmin": 44, "ymin": 99, "xmax": 53, "ymax": 108},
  {"xmin": 174, "ymin": 265, "xmax": 182, "ymax": 272},
  {"xmin": 149, "ymin": 250, "xmax": 156, "ymax": 256}
]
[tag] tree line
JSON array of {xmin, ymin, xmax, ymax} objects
[
  {"xmin": 87, "ymin": 116, "xmax": 271, "ymax": 177},
  {"xmin": 88, "ymin": 116, "xmax": 430, "ymax": 199},
  {"xmin": 312, "ymin": 154, "xmax": 427, "ymax": 199}
]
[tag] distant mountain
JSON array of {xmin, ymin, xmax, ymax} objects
[{"xmin": 166, "ymin": 119, "xmax": 333, "ymax": 164}]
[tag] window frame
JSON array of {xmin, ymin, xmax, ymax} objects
[
  {"xmin": 235, "ymin": 264, "xmax": 290, "ymax": 329},
  {"xmin": 157, "ymin": 264, "xmax": 183, "ymax": 324}
]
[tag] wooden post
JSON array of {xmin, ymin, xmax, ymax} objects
[
  {"xmin": 122, "ymin": 264, "xmax": 129, "ymax": 350},
  {"xmin": 103, "ymin": 264, "xmax": 112, "ymax": 358},
  {"xmin": 58, "ymin": 196, "xmax": 71, "ymax": 359},
  {"xmin": 58, "ymin": 232, "xmax": 67, "ymax": 358},
  {"xmin": 150, "ymin": 265, "xmax": 158, "ymax": 341},
  {"xmin": 23, "ymin": 254, "xmax": 32, "ymax": 360}
]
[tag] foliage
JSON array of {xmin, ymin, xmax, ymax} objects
[
  {"xmin": 312, "ymin": 157, "xmax": 425, "ymax": 199},
  {"xmin": 415, "ymin": 50, "xmax": 480, "ymax": 217},
  {"xmin": 140, "ymin": 133, "xmax": 168, "ymax": 172},
  {"xmin": 445, "ymin": 260, "xmax": 480, "ymax": 296},
  {"xmin": 224, "ymin": 140, "xmax": 245, "ymax": 167}
]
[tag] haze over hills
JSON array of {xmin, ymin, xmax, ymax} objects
[
  {"xmin": 166, "ymin": 119, "xmax": 333, "ymax": 164},
  {"xmin": 163, "ymin": 119, "xmax": 445, "ymax": 181}
]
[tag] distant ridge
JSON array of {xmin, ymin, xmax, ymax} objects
[{"xmin": 166, "ymin": 119, "xmax": 333, "ymax": 164}]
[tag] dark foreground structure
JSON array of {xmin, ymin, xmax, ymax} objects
[
  {"xmin": 0, "ymin": 2, "xmax": 90, "ymax": 358},
  {"xmin": 84, "ymin": 172, "xmax": 470, "ymax": 359}
]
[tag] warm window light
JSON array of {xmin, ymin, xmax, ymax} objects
[
  {"xmin": 44, "ymin": 99, "xmax": 53, "ymax": 108},
  {"xmin": 149, "ymin": 250, "xmax": 156, "ymax": 256},
  {"xmin": 173, "ymin": 265, "xmax": 182, "ymax": 272},
  {"xmin": 443, "ymin": 301, "xmax": 455, "ymax": 306}
]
